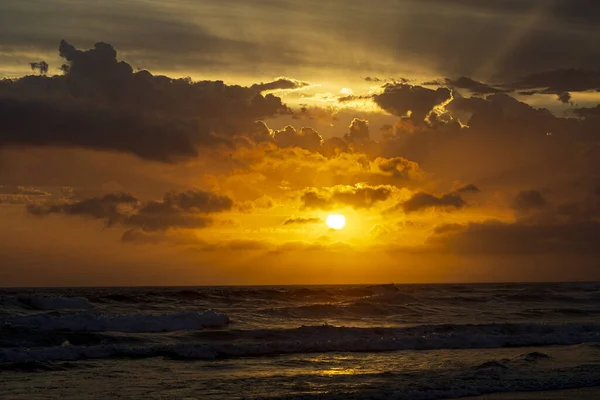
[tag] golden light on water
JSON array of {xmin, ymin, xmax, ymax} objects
[{"xmin": 326, "ymin": 214, "xmax": 346, "ymax": 230}]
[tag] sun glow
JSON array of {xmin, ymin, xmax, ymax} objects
[{"xmin": 326, "ymin": 214, "xmax": 346, "ymax": 230}]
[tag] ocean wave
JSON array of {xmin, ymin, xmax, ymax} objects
[
  {"xmin": 27, "ymin": 296, "xmax": 94, "ymax": 310},
  {"xmin": 0, "ymin": 295, "xmax": 94, "ymax": 311},
  {"xmin": 86, "ymin": 284, "xmax": 406, "ymax": 305},
  {"xmin": 2, "ymin": 322, "xmax": 599, "ymax": 363},
  {"xmin": 266, "ymin": 300, "xmax": 427, "ymax": 318},
  {"xmin": 0, "ymin": 309, "xmax": 230, "ymax": 333}
]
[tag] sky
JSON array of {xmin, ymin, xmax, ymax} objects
[{"xmin": 1, "ymin": 0, "xmax": 599, "ymax": 286}]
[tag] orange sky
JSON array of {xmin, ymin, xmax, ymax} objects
[{"xmin": 1, "ymin": 0, "xmax": 599, "ymax": 286}]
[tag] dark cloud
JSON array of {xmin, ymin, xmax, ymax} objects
[
  {"xmin": 448, "ymin": 93, "xmax": 575, "ymax": 137},
  {"xmin": 337, "ymin": 94, "xmax": 372, "ymax": 103},
  {"xmin": 283, "ymin": 217, "xmax": 322, "ymax": 225},
  {"xmin": 556, "ymin": 92, "xmax": 572, "ymax": 104},
  {"xmin": 27, "ymin": 189, "xmax": 233, "ymax": 232},
  {"xmin": 445, "ymin": 77, "xmax": 510, "ymax": 95},
  {"xmin": 3, "ymin": 0, "xmax": 600, "ymax": 82},
  {"xmin": 273, "ymin": 126, "xmax": 323, "ymax": 152},
  {"xmin": 0, "ymin": 40, "xmax": 288, "ymax": 162},
  {"xmin": 123, "ymin": 190, "xmax": 233, "ymax": 231},
  {"xmin": 344, "ymin": 118, "xmax": 370, "ymax": 143},
  {"xmin": 429, "ymin": 219, "xmax": 600, "ymax": 255},
  {"xmin": 251, "ymin": 78, "xmax": 310, "ymax": 92},
  {"xmin": 28, "ymin": 192, "xmax": 138, "ymax": 226},
  {"xmin": 301, "ymin": 185, "xmax": 392, "ymax": 210},
  {"xmin": 456, "ymin": 184, "xmax": 481, "ymax": 193},
  {"xmin": 509, "ymin": 69, "xmax": 600, "ymax": 93},
  {"xmin": 0, "ymin": 97, "xmax": 203, "ymax": 162},
  {"xmin": 373, "ymin": 84, "xmax": 452, "ymax": 122},
  {"xmin": 400, "ymin": 191, "xmax": 466, "ymax": 213},
  {"xmin": 321, "ymin": 136, "xmax": 349, "ymax": 158},
  {"xmin": 512, "ymin": 190, "xmax": 547, "ymax": 212},
  {"xmin": 495, "ymin": 69, "xmax": 600, "ymax": 102},
  {"xmin": 373, "ymin": 157, "xmax": 424, "ymax": 181},
  {"xmin": 571, "ymin": 105, "xmax": 600, "ymax": 119}
]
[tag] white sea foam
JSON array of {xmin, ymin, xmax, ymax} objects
[{"xmin": 1, "ymin": 309, "xmax": 230, "ymax": 332}]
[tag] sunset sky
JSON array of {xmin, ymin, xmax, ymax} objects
[{"xmin": 1, "ymin": 0, "xmax": 599, "ymax": 286}]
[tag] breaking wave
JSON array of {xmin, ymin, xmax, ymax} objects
[{"xmin": 1, "ymin": 322, "xmax": 599, "ymax": 363}]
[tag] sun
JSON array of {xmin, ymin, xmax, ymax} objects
[{"xmin": 326, "ymin": 214, "xmax": 346, "ymax": 230}]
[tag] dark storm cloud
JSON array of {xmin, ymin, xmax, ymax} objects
[
  {"xmin": 512, "ymin": 190, "xmax": 547, "ymax": 212},
  {"xmin": 373, "ymin": 84, "xmax": 452, "ymax": 122},
  {"xmin": 399, "ymin": 191, "xmax": 467, "ymax": 213},
  {"xmin": 301, "ymin": 186, "xmax": 392, "ymax": 210},
  {"xmin": 283, "ymin": 217, "xmax": 322, "ymax": 225},
  {"xmin": 27, "ymin": 189, "xmax": 233, "ymax": 232},
  {"xmin": 0, "ymin": 40, "xmax": 287, "ymax": 161},
  {"xmin": 0, "ymin": 97, "xmax": 201, "ymax": 162}
]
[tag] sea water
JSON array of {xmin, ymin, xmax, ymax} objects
[{"xmin": 1, "ymin": 283, "xmax": 599, "ymax": 399}]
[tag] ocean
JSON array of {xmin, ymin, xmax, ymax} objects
[{"xmin": 1, "ymin": 283, "xmax": 599, "ymax": 399}]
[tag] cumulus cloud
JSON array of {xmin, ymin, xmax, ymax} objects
[
  {"xmin": 273, "ymin": 126, "xmax": 323, "ymax": 152},
  {"xmin": 372, "ymin": 157, "xmax": 425, "ymax": 181},
  {"xmin": 301, "ymin": 185, "xmax": 393, "ymax": 210},
  {"xmin": 344, "ymin": 118, "xmax": 370, "ymax": 143}
]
